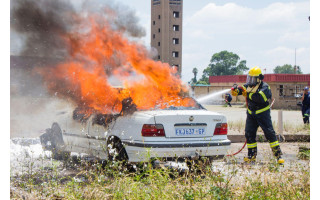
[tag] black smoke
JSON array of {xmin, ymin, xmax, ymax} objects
[
  {"xmin": 10, "ymin": 0, "xmax": 74, "ymax": 58},
  {"xmin": 10, "ymin": 0, "xmax": 146, "ymax": 58}
]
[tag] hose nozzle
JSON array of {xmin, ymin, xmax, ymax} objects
[{"xmin": 232, "ymin": 83, "xmax": 238, "ymax": 90}]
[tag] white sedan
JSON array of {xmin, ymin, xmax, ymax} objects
[{"xmin": 40, "ymin": 99, "xmax": 231, "ymax": 163}]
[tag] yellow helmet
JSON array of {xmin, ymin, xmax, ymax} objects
[
  {"xmin": 247, "ymin": 67, "xmax": 263, "ymax": 87},
  {"xmin": 248, "ymin": 67, "xmax": 262, "ymax": 77}
]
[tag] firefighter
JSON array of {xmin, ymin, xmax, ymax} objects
[
  {"xmin": 225, "ymin": 93, "xmax": 232, "ymax": 107},
  {"xmin": 231, "ymin": 67, "xmax": 284, "ymax": 164},
  {"xmin": 301, "ymin": 87, "xmax": 310, "ymax": 124}
]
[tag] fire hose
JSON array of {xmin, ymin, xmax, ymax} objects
[
  {"xmin": 226, "ymin": 139, "xmax": 247, "ymax": 157},
  {"xmin": 225, "ymin": 84, "xmax": 277, "ymax": 157}
]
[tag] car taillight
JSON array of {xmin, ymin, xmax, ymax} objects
[
  {"xmin": 213, "ymin": 123, "xmax": 228, "ymax": 135},
  {"xmin": 141, "ymin": 124, "xmax": 165, "ymax": 137}
]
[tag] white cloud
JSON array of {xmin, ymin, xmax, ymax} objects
[{"xmin": 181, "ymin": 1, "xmax": 310, "ymax": 82}]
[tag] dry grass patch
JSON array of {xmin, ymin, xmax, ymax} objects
[{"xmin": 11, "ymin": 157, "xmax": 310, "ymax": 200}]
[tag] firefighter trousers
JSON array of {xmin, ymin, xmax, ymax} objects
[
  {"xmin": 302, "ymin": 106, "xmax": 310, "ymax": 124},
  {"xmin": 245, "ymin": 109, "xmax": 277, "ymax": 143},
  {"xmin": 245, "ymin": 109, "xmax": 282, "ymax": 159}
]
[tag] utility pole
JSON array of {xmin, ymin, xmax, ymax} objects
[
  {"xmin": 294, "ymin": 48, "xmax": 297, "ymax": 74},
  {"xmin": 294, "ymin": 48, "xmax": 297, "ymax": 66}
]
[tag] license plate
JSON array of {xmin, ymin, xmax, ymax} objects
[{"xmin": 175, "ymin": 128, "xmax": 205, "ymax": 136}]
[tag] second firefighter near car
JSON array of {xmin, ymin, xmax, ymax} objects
[{"xmin": 231, "ymin": 66, "xmax": 285, "ymax": 164}]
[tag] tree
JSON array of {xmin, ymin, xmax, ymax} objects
[
  {"xmin": 191, "ymin": 67, "xmax": 198, "ymax": 84},
  {"xmin": 273, "ymin": 64, "xmax": 303, "ymax": 74},
  {"xmin": 199, "ymin": 51, "xmax": 248, "ymax": 84}
]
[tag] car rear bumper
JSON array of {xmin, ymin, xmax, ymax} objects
[{"xmin": 123, "ymin": 139, "xmax": 231, "ymax": 162}]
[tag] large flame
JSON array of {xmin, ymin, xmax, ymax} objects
[{"xmin": 39, "ymin": 12, "xmax": 193, "ymax": 116}]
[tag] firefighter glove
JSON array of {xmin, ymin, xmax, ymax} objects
[
  {"xmin": 238, "ymin": 86, "xmax": 247, "ymax": 97},
  {"xmin": 231, "ymin": 87, "xmax": 238, "ymax": 96}
]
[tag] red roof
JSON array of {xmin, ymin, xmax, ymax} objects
[{"xmin": 209, "ymin": 74, "xmax": 310, "ymax": 84}]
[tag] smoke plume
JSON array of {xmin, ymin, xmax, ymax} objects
[{"xmin": 11, "ymin": 0, "xmax": 190, "ymax": 121}]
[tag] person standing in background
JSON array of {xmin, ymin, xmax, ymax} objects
[{"xmin": 301, "ymin": 87, "xmax": 310, "ymax": 124}]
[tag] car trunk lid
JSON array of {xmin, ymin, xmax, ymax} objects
[{"xmin": 146, "ymin": 110, "xmax": 225, "ymax": 138}]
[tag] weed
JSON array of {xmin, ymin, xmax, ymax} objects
[
  {"xmin": 10, "ymin": 151, "xmax": 310, "ymax": 200},
  {"xmin": 298, "ymin": 147, "xmax": 310, "ymax": 160}
]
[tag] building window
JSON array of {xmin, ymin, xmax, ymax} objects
[
  {"xmin": 153, "ymin": 34, "xmax": 155, "ymax": 39},
  {"xmin": 173, "ymin": 38, "xmax": 179, "ymax": 44},
  {"xmin": 173, "ymin": 64, "xmax": 179, "ymax": 71},
  {"xmin": 279, "ymin": 85, "xmax": 283, "ymax": 96},
  {"xmin": 153, "ymin": 0, "xmax": 160, "ymax": 5},
  {"xmin": 158, "ymin": 42, "xmax": 160, "ymax": 46},
  {"xmin": 158, "ymin": 55, "xmax": 161, "ymax": 59},
  {"xmin": 173, "ymin": 11, "xmax": 179, "ymax": 18},
  {"xmin": 172, "ymin": 51, "xmax": 179, "ymax": 57},
  {"xmin": 153, "ymin": 21, "xmax": 155, "ymax": 25},
  {"xmin": 158, "ymin": 15, "xmax": 161, "ymax": 19},
  {"xmin": 173, "ymin": 25, "xmax": 179, "ymax": 31},
  {"xmin": 158, "ymin": 28, "xmax": 160, "ymax": 33}
]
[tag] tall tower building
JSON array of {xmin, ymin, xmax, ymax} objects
[{"xmin": 151, "ymin": 0, "xmax": 183, "ymax": 75}]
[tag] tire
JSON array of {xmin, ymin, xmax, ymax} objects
[{"xmin": 107, "ymin": 137, "xmax": 128, "ymax": 162}]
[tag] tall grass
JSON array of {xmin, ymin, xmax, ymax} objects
[
  {"xmin": 11, "ymin": 156, "xmax": 310, "ymax": 199},
  {"xmin": 228, "ymin": 120, "xmax": 310, "ymax": 135}
]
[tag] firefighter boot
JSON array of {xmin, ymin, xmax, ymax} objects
[
  {"xmin": 271, "ymin": 145, "xmax": 284, "ymax": 165},
  {"xmin": 244, "ymin": 147, "xmax": 257, "ymax": 164}
]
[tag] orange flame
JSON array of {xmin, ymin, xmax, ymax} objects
[{"xmin": 39, "ymin": 12, "xmax": 193, "ymax": 116}]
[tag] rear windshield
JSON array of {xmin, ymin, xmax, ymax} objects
[{"xmin": 143, "ymin": 97, "xmax": 206, "ymax": 111}]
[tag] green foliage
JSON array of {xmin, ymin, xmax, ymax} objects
[
  {"xmin": 195, "ymin": 81, "xmax": 208, "ymax": 86},
  {"xmin": 190, "ymin": 67, "xmax": 199, "ymax": 84},
  {"xmin": 273, "ymin": 64, "xmax": 303, "ymax": 74},
  {"xmin": 199, "ymin": 50, "xmax": 248, "ymax": 84},
  {"xmin": 298, "ymin": 147, "xmax": 310, "ymax": 160}
]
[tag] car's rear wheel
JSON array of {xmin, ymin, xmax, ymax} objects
[{"xmin": 107, "ymin": 137, "xmax": 128, "ymax": 162}]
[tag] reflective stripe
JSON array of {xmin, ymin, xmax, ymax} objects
[
  {"xmin": 249, "ymin": 93, "xmax": 253, "ymax": 100},
  {"xmin": 248, "ymin": 105, "xmax": 270, "ymax": 114},
  {"xmin": 304, "ymin": 114, "xmax": 309, "ymax": 116},
  {"xmin": 259, "ymin": 91, "xmax": 267, "ymax": 102},
  {"xmin": 270, "ymin": 141, "xmax": 279, "ymax": 147},
  {"xmin": 247, "ymin": 143, "xmax": 257, "ymax": 148},
  {"xmin": 256, "ymin": 105, "xmax": 270, "ymax": 114}
]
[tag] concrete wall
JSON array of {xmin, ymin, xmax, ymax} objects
[
  {"xmin": 195, "ymin": 81, "xmax": 309, "ymax": 110},
  {"xmin": 269, "ymin": 82, "xmax": 309, "ymax": 110},
  {"xmin": 190, "ymin": 85, "xmax": 246, "ymax": 105}
]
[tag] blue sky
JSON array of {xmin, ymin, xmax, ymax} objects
[{"xmin": 122, "ymin": 0, "xmax": 310, "ymax": 83}]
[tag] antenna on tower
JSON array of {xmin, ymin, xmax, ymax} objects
[{"xmin": 294, "ymin": 48, "xmax": 297, "ymax": 74}]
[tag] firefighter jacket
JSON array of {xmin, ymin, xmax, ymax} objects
[
  {"xmin": 243, "ymin": 82, "xmax": 271, "ymax": 114},
  {"xmin": 302, "ymin": 92, "xmax": 310, "ymax": 109},
  {"xmin": 225, "ymin": 93, "xmax": 232, "ymax": 102}
]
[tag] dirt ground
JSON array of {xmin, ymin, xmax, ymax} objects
[{"xmin": 227, "ymin": 142, "xmax": 309, "ymax": 164}]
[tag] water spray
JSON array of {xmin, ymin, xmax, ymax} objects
[{"xmin": 196, "ymin": 89, "xmax": 231, "ymax": 104}]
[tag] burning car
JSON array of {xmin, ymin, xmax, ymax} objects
[{"xmin": 40, "ymin": 97, "xmax": 231, "ymax": 163}]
